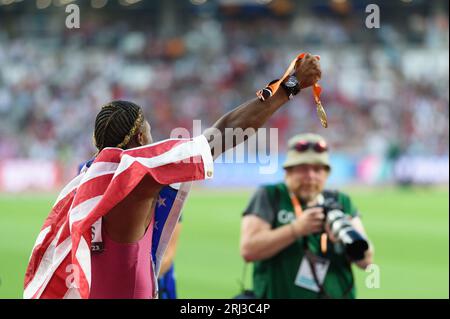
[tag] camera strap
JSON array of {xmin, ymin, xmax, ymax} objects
[
  {"xmin": 289, "ymin": 193, "xmax": 328, "ymax": 254},
  {"xmin": 289, "ymin": 193, "xmax": 329, "ymax": 297},
  {"xmin": 303, "ymin": 237, "xmax": 330, "ymax": 298},
  {"xmin": 290, "ymin": 193, "xmax": 354, "ymax": 299}
]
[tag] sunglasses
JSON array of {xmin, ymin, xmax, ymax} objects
[{"xmin": 292, "ymin": 140, "xmax": 328, "ymax": 153}]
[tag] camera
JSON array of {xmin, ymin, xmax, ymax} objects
[{"xmin": 322, "ymin": 204, "xmax": 369, "ymax": 261}]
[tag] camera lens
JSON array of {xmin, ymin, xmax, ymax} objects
[{"xmin": 326, "ymin": 209, "xmax": 369, "ymax": 261}]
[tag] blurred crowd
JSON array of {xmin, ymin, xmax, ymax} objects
[{"xmin": 0, "ymin": 7, "xmax": 448, "ymax": 169}]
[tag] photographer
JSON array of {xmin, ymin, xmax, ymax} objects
[{"xmin": 240, "ymin": 133, "xmax": 374, "ymax": 299}]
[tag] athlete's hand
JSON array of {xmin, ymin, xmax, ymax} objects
[{"xmin": 294, "ymin": 54, "xmax": 321, "ymax": 89}]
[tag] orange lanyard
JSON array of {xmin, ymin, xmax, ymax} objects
[
  {"xmin": 256, "ymin": 53, "xmax": 324, "ymax": 110},
  {"xmin": 289, "ymin": 193, "xmax": 328, "ymax": 255}
]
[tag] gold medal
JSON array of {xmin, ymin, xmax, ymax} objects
[
  {"xmin": 312, "ymin": 83, "xmax": 327, "ymax": 128},
  {"xmin": 315, "ymin": 100, "xmax": 328, "ymax": 128}
]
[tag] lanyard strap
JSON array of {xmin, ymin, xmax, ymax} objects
[
  {"xmin": 289, "ymin": 192, "xmax": 303, "ymax": 217},
  {"xmin": 289, "ymin": 192, "xmax": 355, "ymax": 299},
  {"xmin": 289, "ymin": 193, "xmax": 328, "ymax": 254},
  {"xmin": 289, "ymin": 193, "xmax": 329, "ymax": 298}
]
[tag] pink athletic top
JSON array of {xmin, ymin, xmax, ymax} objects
[{"xmin": 89, "ymin": 219, "xmax": 155, "ymax": 299}]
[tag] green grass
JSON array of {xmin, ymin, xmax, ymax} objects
[{"xmin": 0, "ymin": 187, "xmax": 448, "ymax": 299}]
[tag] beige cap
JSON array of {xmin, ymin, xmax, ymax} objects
[{"xmin": 283, "ymin": 133, "xmax": 331, "ymax": 170}]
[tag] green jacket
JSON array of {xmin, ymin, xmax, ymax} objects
[{"xmin": 243, "ymin": 182, "xmax": 359, "ymax": 299}]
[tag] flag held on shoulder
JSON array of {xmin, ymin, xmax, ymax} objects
[{"xmin": 24, "ymin": 136, "xmax": 213, "ymax": 299}]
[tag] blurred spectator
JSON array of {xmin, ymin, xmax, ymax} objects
[{"xmin": 0, "ymin": 6, "xmax": 448, "ymax": 175}]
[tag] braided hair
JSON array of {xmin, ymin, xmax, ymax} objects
[{"xmin": 93, "ymin": 100, "xmax": 144, "ymax": 152}]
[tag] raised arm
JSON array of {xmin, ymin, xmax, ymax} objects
[{"xmin": 203, "ymin": 53, "xmax": 321, "ymax": 159}]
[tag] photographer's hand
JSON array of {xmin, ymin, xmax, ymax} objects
[
  {"xmin": 291, "ymin": 207, "xmax": 325, "ymax": 237},
  {"xmin": 324, "ymin": 214, "xmax": 353, "ymax": 243},
  {"xmin": 351, "ymin": 217, "xmax": 374, "ymax": 269},
  {"xmin": 324, "ymin": 222, "xmax": 338, "ymax": 243}
]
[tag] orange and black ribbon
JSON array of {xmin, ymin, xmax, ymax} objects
[{"xmin": 257, "ymin": 53, "xmax": 327, "ymax": 128}]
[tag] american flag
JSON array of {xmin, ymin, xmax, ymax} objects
[{"xmin": 24, "ymin": 136, "xmax": 213, "ymax": 299}]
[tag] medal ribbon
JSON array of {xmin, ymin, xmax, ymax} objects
[{"xmin": 256, "ymin": 53, "xmax": 327, "ymax": 127}]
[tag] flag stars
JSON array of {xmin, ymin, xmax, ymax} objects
[{"xmin": 157, "ymin": 196, "xmax": 166, "ymax": 208}]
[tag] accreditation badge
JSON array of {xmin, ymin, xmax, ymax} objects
[{"xmin": 294, "ymin": 255, "xmax": 330, "ymax": 292}]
